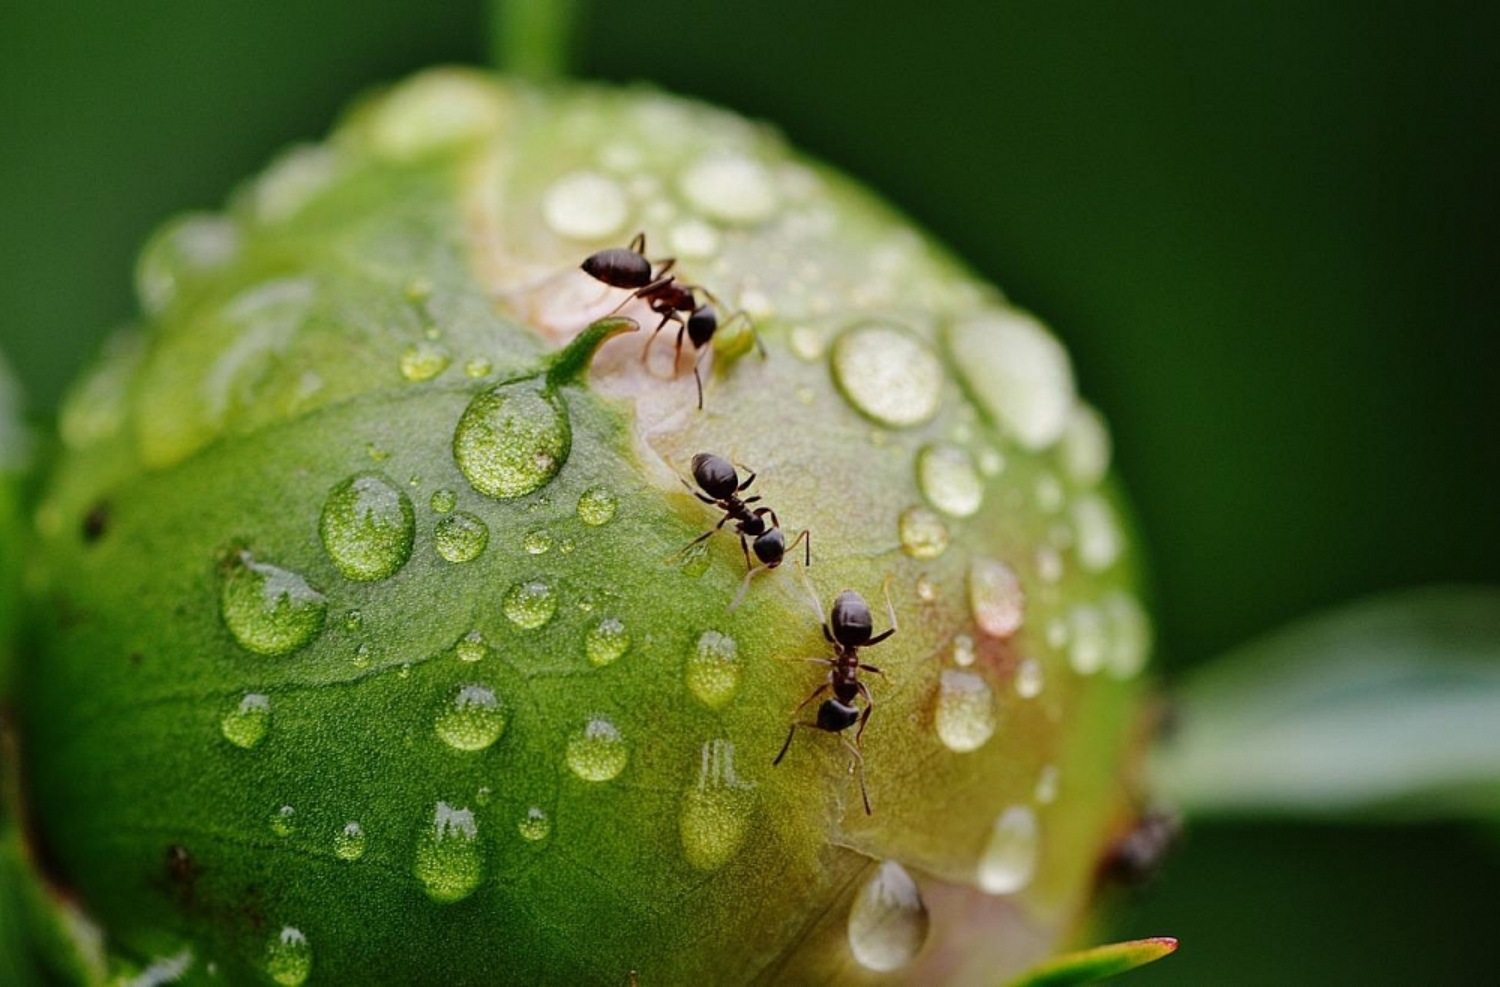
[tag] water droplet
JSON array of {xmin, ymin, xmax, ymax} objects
[
  {"xmin": 847, "ymin": 861, "xmax": 930, "ymax": 972},
  {"xmin": 669, "ymin": 219, "xmax": 720, "ymax": 258},
  {"xmin": 352, "ymin": 643, "xmax": 373, "ymax": 669},
  {"xmin": 831, "ymin": 324, "xmax": 944, "ymax": 428},
  {"xmin": 434, "ymin": 512, "xmax": 489, "ymax": 563},
  {"xmin": 934, "ymin": 670, "xmax": 997, "ymax": 753},
  {"xmin": 413, "ymin": 802, "xmax": 483, "ymax": 903},
  {"xmin": 977, "ymin": 805, "xmax": 1039, "ymax": 895},
  {"xmin": 221, "ymin": 693, "xmax": 271, "ymax": 749},
  {"xmin": 319, "ymin": 474, "xmax": 415, "ymax": 581},
  {"xmin": 915, "ymin": 575, "xmax": 937, "ymax": 602},
  {"xmin": 948, "ymin": 311, "xmax": 1077, "ymax": 450},
  {"xmin": 948, "ymin": 634, "xmax": 976, "ymax": 668},
  {"xmin": 455, "ymin": 629, "xmax": 487, "ymax": 663},
  {"xmin": 684, "ymin": 630, "xmax": 741, "ymax": 709},
  {"xmin": 1102, "ymin": 592, "xmax": 1152, "ymax": 679},
  {"xmin": 518, "ymin": 807, "xmax": 551, "ymax": 842},
  {"xmin": 916, "ymin": 444, "xmax": 983, "ymax": 518},
  {"xmin": 679, "ymin": 153, "xmax": 778, "ymax": 224},
  {"xmin": 365, "ymin": 443, "xmax": 390, "ymax": 462},
  {"xmin": 542, "ymin": 171, "xmax": 629, "ymax": 240},
  {"xmin": 1060, "ymin": 404, "xmax": 1112, "ymax": 485},
  {"xmin": 977, "ymin": 446, "xmax": 1006, "ymax": 477},
  {"xmin": 366, "ymin": 72, "xmax": 504, "ymax": 160},
  {"xmin": 265, "ymin": 927, "xmax": 311, "ymax": 986},
  {"xmin": 566, "ymin": 717, "xmax": 628, "ymax": 782},
  {"xmin": 1034, "ymin": 765, "xmax": 1060, "ymax": 805},
  {"xmin": 334, "ymin": 821, "xmax": 366, "ymax": 861},
  {"xmin": 576, "ymin": 486, "xmax": 617, "ymax": 526},
  {"xmin": 679, "ymin": 739, "xmax": 755, "ymax": 871},
  {"xmin": 523, "ymin": 529, "xmax": 553, "ymax": 555},
  {"xmin": 136, "ymin": 214, "xmax": 240, "ymax": 316},
  {"xmin": 220, "ymin": 551, "xmax": 327, "ymax": 657},
  {"xmin": 677, "ymin": 542, "xmax": 712, "ymax": 577},
  {"xmin": 1068, "ymin": 605, "xmax": 1108, "ymax": 675},
  {"xmin": 399, "ymin": 341, "xmax": 451, "ymax": 381},
  {"xmin": 343, "ymin": 609, "xmax": 364, "ymax": 632},
  {"xmin": 968, "ymin": 558, "xmax": 1024, "ymax": 638},
  {"xmin": 271, "ymin": 805, "xmax": 296, "ymax": 838},
  {"xmin": 434, "ymin": 684, "xmax": 507, "ymax": 752},
  {"xmin": 453, "ymin": 382, "xmax": 570, "ymax": 500},
  {"xmin": 502, "ymin": 580, "xmax": 557, "ymax": 631},
  {"xmin": 463, "ymin": 356, "xmax": 493, "ymax": 379},
  {"xmin": 1015, "ymin": 657, "xmax": 1045, "ymax": 699},
  {"xmin": 585, "ymin": 617, "xmax": 630, "ymax": 667},
  {"xmin": 788, "ymin": 325, "xmax": 826, "ymax": 362},
  {"xmin": 898, "ymin": 507, "xmax": 950, "ymax": 559},
  {"xmin": 1072, "ymin": 493, "xmax": 1123, "ymax": 572},
  {"xmin": 429, "ymin": 488, "xmax": 457, "ymax": 513},
  {"xmin": 1035, "ymin": 546, "xmax": 1065, "ymax": 584}
]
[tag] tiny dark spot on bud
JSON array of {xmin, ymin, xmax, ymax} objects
[
  {"xmin": 129, "ymin": 652, "xmax": 142, "ymax": 667},
  {"xmin": 82, "ymin": 502, "xmax": 111, "ymax": 543}
]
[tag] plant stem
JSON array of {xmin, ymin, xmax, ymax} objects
[{"xmin": 489, "ymin": 0, "xmax": 579, "ymax": 80}]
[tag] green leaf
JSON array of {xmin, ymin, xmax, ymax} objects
[
  {"xmin": 1155, "ymin": 586, "xmax": 1500, "ymax": 819},
  {"xmin": 1007, "ymin": 937, "xmax": 1178, "ymax": 986}
]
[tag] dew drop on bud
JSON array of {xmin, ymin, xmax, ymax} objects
[
  {"xmin": 319, "ymin": 473, "xmax": 415, "ymax": 581},
  {"xmin": 434, "ymin": 684, "xmax": 507, "ymax": 752},
  {"xmin": 265, "ymin": 927, "xmax": 312, "ymax": 987},
  {"xmin": 846, "ymin": 861, "xmax": 930, "ymax": 972},
  {"xmin": 934, "ymin": 669, "xmax": 997, "ymax": 753},
  {"xmin": 679, "ymin": 739, "xmax": 756, "ymax": 871},
  {"xmin": 220, "ymin": 693, "xmax": 271, "ymax": 749},
  {"xmin": 968, "ymin": 557, "xmax": 1024, "ymax": 638},
  {"xmin": 413, "ymin": 802, "xmax": 483, "ymax": 904},
  {"xmin": 566, "ymin": 717, "xmax": 628, "ymax": 782},
  {"xmin": 831, "ymin": 323, "xmax": 944, "ymax": 428},
  {"xmin": 453, "ymin": 381, "xmax": 570, "ymax": 500},
  {"xmin": 503, "ymin": 580, "xmax": 556, "ymax": 630},
  {"xmin": 585, "ymin": 617, "xmax": 630, "ymax": 667},
  {"xmin": 219, "ymin": 551, "xmax": 327, "ymax": 657},
  {"xmin": 977, "ymin": 805, "xmax": 1039, "ymax": 895},
  {"xmin": 434, "ymin": 511, "xmax": 489, "ymax": 564},
  {"xmin": 686, "ymin": 631, "xmax": 740, "ymax": 709}
]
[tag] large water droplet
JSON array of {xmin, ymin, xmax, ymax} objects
[
  {"xmin": 948, "ymin": 311, "xmax": 1077, "ymax": 450},
  {"xmin": 523, "ymin": 529, "xmax": 552, "ymax": 555},
  {"xmin": 679, "ymin": 153, "xmax": 778, "ymax": 224},
  {"xmin": 679, "ymin": 739, "xmax": 756, "ymax": 871},
  {"xmin": 435, "ymin": 511, "xmax": 489, "ymax": 563},
  {"xmin": 453, "ymin": 382, "xmax": 569, "ymax": 500},
  {"xmin": 220, "ymin": 552, "xmax": 327, "ymax": 657},
  {"xmin": 518, "ymin": 807, "xmax": 551, "ymax": 842},
  {"xmin": 977, "ymin": 805, "xmax": 1039, "ymax": 895},
  {"xmin": 1068, "ymin": 605, "xmax": 1108, "ymax": 675},
  {"xmin": 847, "ymin": 861, "xmax": 930, "ymax": 972},
  {"xmin": 934, "ymin": 670, "xmax": 997, "ymax": 753},
  {"xmin": 455, "ymin": 629, "xmax": 488, "ymax": 663},
  {"xmin": 319, "ymin": 474, "xmax": 415, "ymax": 581},
  {"xmin": 136, "ymin": 214, "xmax": 240, "ymax": 317},
  {"xmin": 271, "ymin": 805, "xmax": 296, "ymax": 838},
  {"xmin": 434, "ymin": 684, "xmax": 507, "ymax": 752},
  {"xmin": 399, "ymin": 341, "xmax": 451, "ymax": 382},
  {"xmin": 831, "ymin": 324, "xmax": 944, "ymax": 428},
  {"xmin": 221, "ymin": 693, "xmax": 271, "ymax": 749},
  {"xmin": 566, "ymin": 717, "xmax": 628, "ymax": 782},
  {"xmin": 1072, "ymin": 493, "xmax": 1123, "ymax": 572},
  {"xmin": 585, "ymin": 617, "xmax": 630, "ymax": 667},
  {"xmin": 1103, "ymin": 592, "xmax": 1152, "ymax": 679},
  {"xmin": 1015, "ymin": 657, "xmax": 1045, "ymax": 699},
  {"xmin": 543, "ymin": 171, "xmax": 629, "ymax": 240},
  {"xmin": 334, "ymin": 821, "xmax": 367, "ymax": 861},
  {"xmin": 916, "ymin": 443, "xmax": 983, "ymax": 518},
  {"xmin": 265, "ymin": 927, "xmax": 312, "ymax": 986},
  {"xmin": 576, "ymin": 486, "xmax": 617, "ymax": 526},
  {"xmin": 686, "ymin": 630, "xmax": 740, "ymax": 709},
  {"xmin": 968, "ymin": 558, "xmax": 1025, "ymax": 638},
  {"xmin": 1060, "ymin": 404, "xmax": 1112, "ymax": 485},
  {"xmin": 414, "ymin": 802, "xmax": 483, "ymax": 903},
  {"xmin": 503, "ymin": 580, "xmax": 557, "ymax": 630},
  {"xmin": 898, "ymin": 507, "xmax": 950, "ymax": 559}
]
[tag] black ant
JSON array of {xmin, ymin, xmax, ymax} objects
[
  {"xmin": 580, "ymin": 232, "xmax": 760, "ymax": 408},
  {"xmin": 670, "ymin": 453, "xmax": 809, "ymax": 591},
  {"xmin": 773, "ymin": 577, "xmax": 896, "ymax": 815}
]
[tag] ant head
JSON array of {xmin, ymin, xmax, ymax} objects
[
  {"xmin": 686, "ymin": 305, "xmax": 717, "ymax": 349},
  {"xmin": 751, "ymin": 527, "xmax": 784, "ymax": 565},
  {"xmin": 816, "ymin": 698, "xmax": 860, "ymax": 733},
  {"xmin": 830, "ymin": 590, "xmax": 874, "ymax": 647},
  {"xmin": 581, "ymin": 247, "xmax": 653, "ymax": 290},
  {"xmin": 690, "ymin": 452, "xmax": 739, "ymax": 500}
]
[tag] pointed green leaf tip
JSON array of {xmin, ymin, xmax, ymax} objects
[
  {"xmin": 545, "ymin": 316, "xmax": 638, "ymax": 390},
  {"xmin": 1007, "ymin": 937, "xmax": 1178, "ymax": 987}
]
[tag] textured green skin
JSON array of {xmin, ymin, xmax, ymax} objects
[{"xmin": 18, "ymin": 70, "xmax": 1150, "ymax": 985}]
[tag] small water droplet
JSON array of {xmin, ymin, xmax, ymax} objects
[
  {"xmin": 1102, "ymin": 592, "xmax": 1152, "ymax": 679},
  {"xmin": 434, "ymin": 511, "xmax": 489, "ymax": 563},
  {"xmin": 898, "ymin": 507, "xmax": 950, "ymax": 559},
  {"xmin": 576, "ymin": 486, "xmax": 617, "ymax": 526},
  {"xmin": 566, "ymin": 716, "xmax": 628, "ymax": 782},
  {"xmin": 518, "ymin": 807, "xmax": 551, "ymax": 842},
  {"xmin": 399, "ymin": 341, "xmax": 451, "ymax": 382},
  {"xmin": 319, "ymin": 473, "xmax": 415, "ymax": 581},
  {"xmin": 679, "ymin": 153, "xmax": 778, "ymax": 224},
  {"xmin": 677, "ymin": 541, "xmax": 712, "ymax": 577},
  {"xmin": 453, "ymin": 381, "xmax": 570, "ymax": 500},
  {"xmin": 951, "ymin": 634, "xmax": 976, "ymax": 668},
  {"xmin": 668, "ymin": 218, "xmax": 721, "ymax": 258},
  {"xmin": 414, "ymin": 802, "xmax": 483, "ymax": 903},
  {"xmin": 434, "ymin": 684, "xmax": 507, "ymax": 752},
  {"xmin": 968, "ymin": 558, "xmax": 1024, "ymax": 638},
  {"xmin": 543, "ymin": 171, "xmax": 629, "ymax": 240},
  {"xmin": 948, "ymin": 311, "xmax": 1077, "ymax": 450},
  {"xmin": 523, "ymin": 529, "xmax": 553, "ymax": 555},
  {"xmin": 686, "ymin": 631, "xmax": 740, "ymax": 709},
  {"xmin": 1034, "ymin": 765, "xmax": 1060, "ymax": 805},
  {"xmin": 916, "ymin": 444, "xmax": 983, "ymax": 518},
  {"xmin": 977, "ymin": 446, "xmax": 1005, "ymax": 477},
  {"xmin": 463, "ymin": 356, "xmax": 493, "ymax": 379},
  {"xmin": 585, "ymin": 617, "xmax": 630, "ymax": 667},
  {"xmin": 1034, "ymin": 474, "xmax": 1065, "ymax": 514},
  {"xmin": 343, "ymin": 609, "xmax": 364, "ymax": 632},
  {"xmin": 1015, "ymin": 657, "xmax": 1044, "ymax": 699},
  {"xmin": 847, "ymin": 861, "xmax": 930, "ymax": 972},
  {"xmin": 915, "ymin": 575, "xmax": 937, "ymax": 602},
  {"xmin": 270, "ymin": 805, "xmax": 296, "ymax": 838},
  {"xmin": 365, "ymin": 443, "xmax": 390, "ymax": 462},
  {"xmin": 934, "ymin": 669, "xmax": 997, "ymax": 753},
  {"xmin": 429, "ymin": 488, "xmax": 457, "ymax": 513},
  {"xmin": 220, "ymin": 551, "xmax": 327, "ymax": 657},
  {"xmin": 1068, "ymin": 605, "xmax": 1108, "ymax": 675},
  {"xmin": 221, "ymin": 693, "xmax": 271, "ymax": 749},
  {"xmin": 455, "ymin": 629, "xmax": 487, "ymax": 663},
  {"xmin": 352, "ymin": 642, "xmax": 373, "ymax": 669},
  {"xmin": 503, "ymin": 580, "xmax": 557, "ymax": 630},
  {"xmin": 977, "ymin": 805, "xmax": 1039, "ymax": 895},
  {"xmin": 680, "ymin": 739, "xmax": 755, "ymax": 871},
  {"xmin": 1060, "ymin": 404, "xmax": 1112, "ymax": 486},
  {"xmin": 831, "ymin": 323, "xmax": 944, "ymax": 428},
  {"xmin": 136, "ymin": 214, "xmax": 241, "ymax": 316},
  {"xmin": 1035, "ymin": 546, "xmax": 1065, "ymax": 584},
  {"xmin": 334, "ymin": 821, "xmax": 366, "ymax": 861},
  {"xmin": 788, "ymin": 325, "xmax": 826, "ymax": 361},
  {"xmin": 265, "ymin": 927, "xmax": 311, "ymax": 986},
  {"xmin": 1072, "ymin": 493, "xmax": 1123, "ymax": 572}
]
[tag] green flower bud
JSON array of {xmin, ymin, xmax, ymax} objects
[{"xmin": 16, "ymin": 69, "xmax": 1155, "ymax": 985}]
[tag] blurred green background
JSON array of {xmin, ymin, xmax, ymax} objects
[{"xmin": 1, "ymin": 2, "xmax": 1496, "ymax": 983}]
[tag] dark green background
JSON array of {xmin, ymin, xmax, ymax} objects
[{"xmin": 2, "ymin": 2, "xmax": 1496, "ymax": 983}]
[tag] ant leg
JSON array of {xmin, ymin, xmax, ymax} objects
[
  {"xmin": 742, "ymin": 495, "xmax": 763, "ymax": 505},
  {"xmin": 794, "ymin": 566, "xmax": 832, "ymax": 639},
  {"xmin": 675, "ymin": 471, "xmax": 718, "ymax": 505},
  {"xmin": 728, "ymin": 563, "xmax": 770, "ymax": 612},
  {"xmin": 854, "ymin": 685, "xmax": 876, "ymax": 744},
  {"xmin": 861, "ymin": 663, "xmax": 890, "ymax": 682},
  {"xmin": 781, "ymin": 528, "xmax": 811, "ymax": 568},
  {"xmin": 865, "ymin": 575, "xmax": 900, "ymax": 647},
  {"xmin": 774, "ymin": 721, "xmax": 820, "ymax": 766},
  {"xmin": 840, "ymin": 737, "xmax": 873, "ymax": 815},
  {"xmin": 737, "ymin": 532, "xmax": 754, "ymax": 571},
  {"xmin": 639, "ymin": 318, "xmax": 668, "ymax": 366},
  {"xmin": 792, "ymin": 682, "xmax": 831, "ymax": 715},
  {"xmin": 720, "ymin": 311, "xmax": 767, "ymax": 360},
  {"xmin": 664, "ymin": 515, "xmax": 730, "ymax": 563},
  {"xmin": 628, "ymin": 231, "xmax": 646, "ymax": 254},
  {"xmin": 692, "ymin": 347, "xmax": 706, "ymax": 410},
  {"xmin": 735, "ymin": 467, "xmax": 758, "ymax": 492},
  {"xmin": 653, "ymin": 256, "xmax": 676, "ymax": 278}
]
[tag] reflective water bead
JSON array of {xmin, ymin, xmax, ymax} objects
[
  {"xmin": 319, "ymin": 473, "xmax": 415, "ymax": 581},
  {"xmin": 847, "ymin": 861, "xmax": 930, "ymax": 972}
]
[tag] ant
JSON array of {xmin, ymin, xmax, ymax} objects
[
  {"xmin": 773, "ymin": 577, "xmax": 897, "ymax": 814},
  {"xmin": 580, "ymin": 232, "xmax": 760, "ymax": 408},
  {"xmin": 670, "ymin": 453, "xmax": 809, "ymax": 590}
]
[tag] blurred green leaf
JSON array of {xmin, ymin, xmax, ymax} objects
[
  {"xmin": 1155, "ymin": 587, "xmax": 1500, "ymax": 819},
  {"xmin": 1006, "ymin": 937, "xmax": 1177, "ymax": 986}
]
